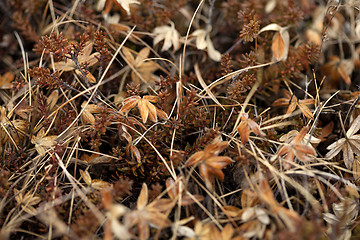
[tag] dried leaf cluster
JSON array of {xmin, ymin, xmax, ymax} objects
[{"xmin": 2, "ymin": 1, "xmax": 360, "ymax": 240}]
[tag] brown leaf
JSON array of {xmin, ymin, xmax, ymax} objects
[
  {"xmin": 305, "ymin": 28, "xmax": 321, "ymax": 45},
  {"xmin": 185, "ymin": 138, "xmax": 233, "ymax": 189},
  {"xmin": 129, "ymin": 144, "xmax": 141, "ymax": 163},
  {"xmin": 0, "ymin": 72, "xmax": 14, "ymax": 89},
  {"xmin": 326, "ymin": 115, "xmax": 360, "ymax": 169},
  {"xmin": 272, "ymin": 32, "xmax": 285, "ymax": 61},
  {"xmin": 273, "ymin": 127, "xmax": 316, "ymax": 168},
  {"xmin": 54, "ymin": 41, "xmax": 99, "ymax": 72},
  {"xmin": 143, "ymin": 95, "xmax": 159, "ymax": 103},
  {"xmin": 122, "ymin": 47, "xmax": 136, "ymax": 64},
  {"xmin": 322, "ymin": 56, "xmax": 353, "ymax": 86},
  {"xmin": 46, "ymin": 90, "xmax": 59, "ymax": 111},
  {"xmin": 120, "ymin": 95, "xmax": 167, "ymax": 123},
  {"xmin": 237, "ymin": 113, "xmax": 265, "ymax": 144},
  {"xmin": 156, "ymin": 109, "xmax": 168, "ymax": 120},
  {"xmin": 353, "ymin": 156, "xmax": 360, "ymax": 181},
  {"xmin": 273, "ymin": 89, "xmax": 314, "ymax": 119},
  {"xmin": 317, "ymin": 121, "xmax": 334, "ymax": 141},
  {"xmin": 185, "ymin": 151, "xmax": 204, "ymax": 167},
  {"xmin": 80, "ymin": 169, "xmax": 111, "ymax": 190},
  {"xmin": 31, "ymin": 129, "xmax": 57, "ymax": 156},
  {"xmin": 259, "ymin": 23, "xmax": 289, "ymax": 61},
  {"xmin": 91, "ymin": 179, "xmax": 112, "ymax": 190},
  {"xmin": 297, "ymin": 101, "xmax": 313, "ymax": 119},
  {"xmin": 146, "ymin": 100, "xmax": 158, "ymax": 122},
  {"xmin": 122, "ymin": 47, "xmax": 159, "ymax": 85},
  {"xmin": 338, "ymin": 64, "xmax": 351, "ymax": 85},
  {"xmin": 81, "ymin": 102, "xmax": 100, "ymax": 124},
  {"xmin": 137, "ymin": 183, "xmax": 149, "ymax": 210},
  {"xmin": 120, "ymin": 96, "xmax": 141, "ymax": 113},
  {"xmin": 238, "ymin": 121, "xmax": 250, "ymax": 144},
  {"xmin": 15, "ymin": 189, "xmax": 41, "ymax": 215},
  {"xmin": 241, "ymin": 189, "xmax": 259, "ymax": 208},
  {"xmin": 138, "ymin": 99, "xmax": 149, "ymax": 123},
  {"xmin": 80, "ymin": 153, "xmax": 111, "ymax": 165},
  {"xmin": 124, "ymin": 183, "xmax": 174, "ymax": 240},
  {"xmin": 165, "ymin": 178, "xmax": 202, "ymax": 206},
  {"xmin": 80, "ymin": 169, "xmax": 92, "ymax": 186}
]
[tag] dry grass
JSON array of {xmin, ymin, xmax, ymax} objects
[{"xmin": 1, "ymin": 0, "xmax": 360, "ymax": 239}]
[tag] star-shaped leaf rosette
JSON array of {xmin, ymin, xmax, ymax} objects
[
  {"xmin": 237, "ymin": 112, "xmax": 265, "ymax": 144},
  {"xmin": 124, "ymin": 183, "xmax": 174, "ymax": 240},
  {"xmin": 185, "ymin": 137, "xmax": 233, "ymax": 190},
  {"xmin": 273, "ymin": 89, "xmax": 315, "ymax": 119},
  {"xmin": 153, "ymin": 21, "xmax": 181, "ymax": 52},
  {"xmin": 325, "ymin": 115, "xmax": 360, "ymax": 170},
  {"xmin": 119, "ymin": 95, "xmax": 168, "ymax": 123},
  {"xmin": 272, "ymin": 127, "xmax": 316, "ymax": 169},
  {"xmin": 53, "ymin": 41, "xmax": 99, "ymax": 83},
  {"xmin": 121, "ymin": 47, "xmax": 160, "ymax": 87}
]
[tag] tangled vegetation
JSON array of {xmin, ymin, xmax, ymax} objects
[{"xmin": 1, "ymin": 0, "xmax": 360, "ymax": 239}]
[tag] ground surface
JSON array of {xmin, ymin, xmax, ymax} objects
[{"xmin": 1, "ymin": 0, "xmax": 360, "ymax": 239}]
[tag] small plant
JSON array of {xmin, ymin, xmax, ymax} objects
[{"xmin": 2, "ymin": 0, "xmax": 360, "ymax": 239}]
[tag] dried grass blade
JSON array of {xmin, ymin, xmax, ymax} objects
[{"xmin": 194, "ymin": 63, "xmax": 225, "ymax": 110}]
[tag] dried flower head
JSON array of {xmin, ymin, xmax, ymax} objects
[{"xmin": 240, "ymin": 19, "xmax": 260, "ymax": 42}]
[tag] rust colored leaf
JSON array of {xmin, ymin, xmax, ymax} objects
[
  {"xmin": 322, "ymin": 55, "xmax": 353, "ymax": 86},
  {"xmin": 317, "ymin": 121, "xmax": 334, "ymax": 141},
  {"xmin": 259, "ymin": 23, "xmax": 289, "ymax": 61},
  {"xmin": 120, "ymin": 96, "xmax": 141, "ymax": 113},
  {"xmin": 272, "ymin": 32, "xmax": 285, "ymax": 61},
  {"xmin": 272, "ymin": 127, "xmax": 316, "ymax": 169},
  {"xmin": 146, "ymin": 100, "xmax": 158, "ymax": 122},
  {"xmin": 138, "ymin": 98, "xmax": 149, "ymax": 123},
  {"xmin": 120, "ymin": 95, "xmax": 167, "ymax": 123},
  {"xmin": 0, "ymin": 72, "xmax": 14, "ymax": 89},
  {"xmin": 185, "ymin": 138, "xmax": 233, "ymax": 190},
  {"xmin": 237, "ymin": 112, "xmax": 265, "ymax": 144},
  {"xmin": 337, "ymin": 63, "xmax": 351, "ymax": 85},
  {"xmin": 273, "ymin": 89, "xmax": 315, "ymax": 119}
]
